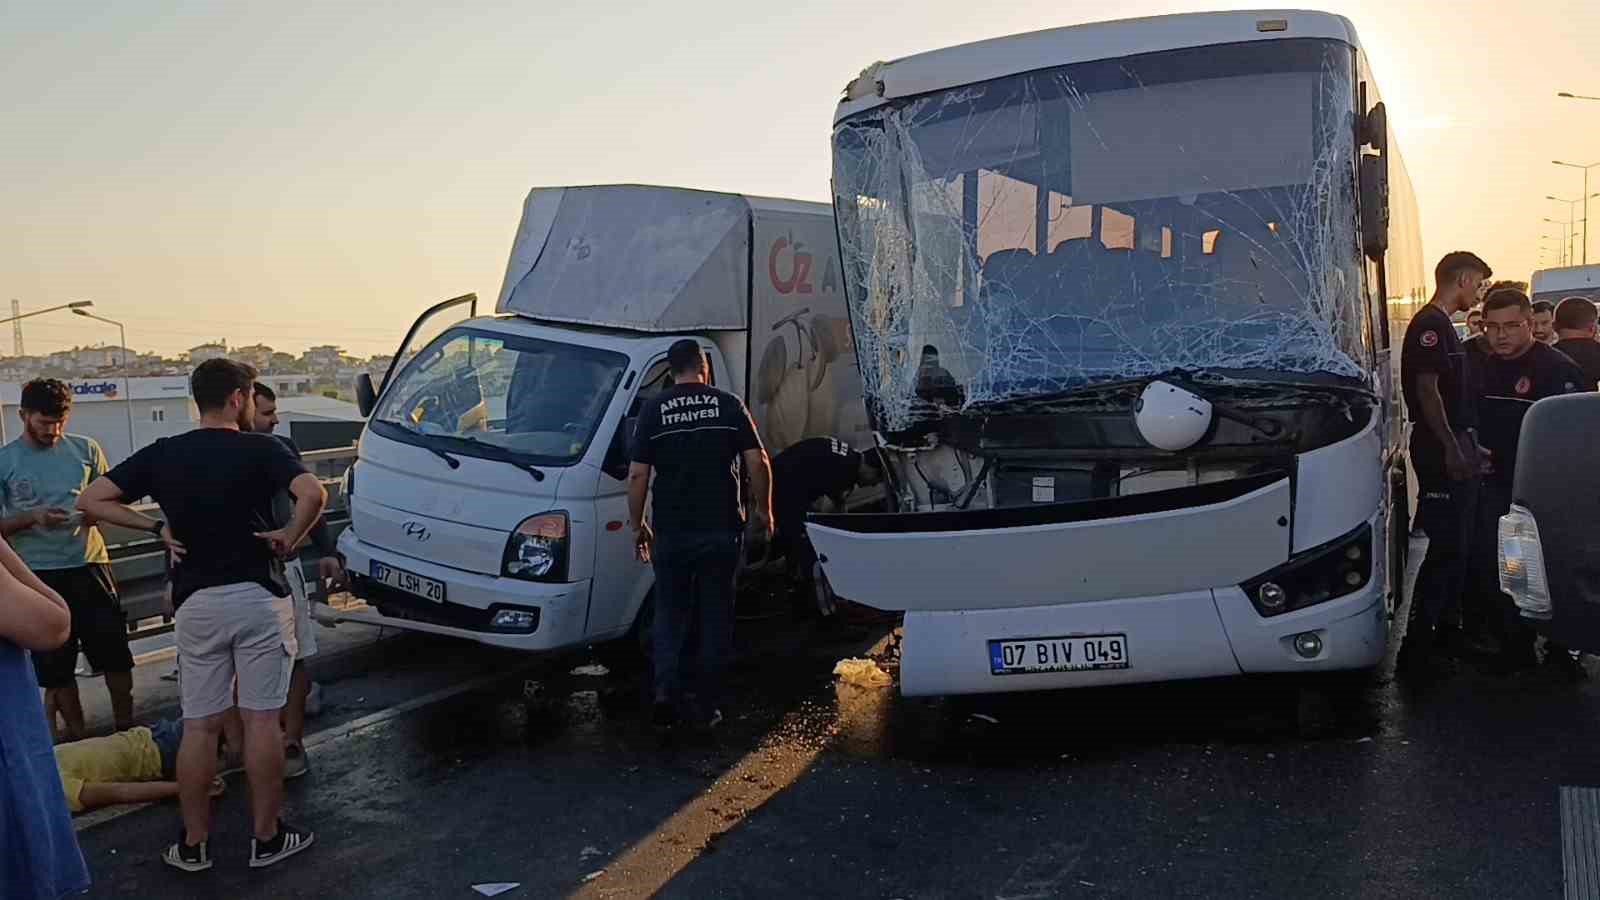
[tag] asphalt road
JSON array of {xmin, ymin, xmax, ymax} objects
[{"xmin": 71, "ymin": 546, "xmax": 1600, "ymax": 899}]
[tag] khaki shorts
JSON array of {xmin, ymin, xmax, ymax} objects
[
  {"xmin": 286, "ymin": 563, "xmax": 318, "ymax": 660},
  {"xmin": 175, "ymin": 583, "xmax": 296, "ymax": 719}
]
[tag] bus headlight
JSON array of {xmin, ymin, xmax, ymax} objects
[
  {"xmin": 1499, "ymin": 504, "xmax": 1551, "ymax": 620},
  {"xmin": 503, "ymin": 512, "xmax": 568, "ymax": 582},
  {"xmin": 1242, "ymin": 523, "xmax": 1372, "ymax": 617}
]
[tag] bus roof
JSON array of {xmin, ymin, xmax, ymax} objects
[
  {"xmin": 835, "ymin": 9, "xmax": 1361, "ymax": 123},
  {"xmin": 1531, "ymin": 265, "xmax": 1600, "ymax": 297}
]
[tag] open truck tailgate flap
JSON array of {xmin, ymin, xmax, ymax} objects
[{"xmin": 806, "ymin": 472, "xmax": 1293, "ymax": 612}]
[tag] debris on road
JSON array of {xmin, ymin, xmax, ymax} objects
[
  {"xmin": 570, "ymin": 664, "xmax": 611, "ymax": 677},
  {"xmin": 472, "ymin": 883, "xmax": 521, "ymax": 897},
  {"xmin": 833, "ymin": 658, "xmax": 892, "ymax": 688},
  {"xmin": 970, "ymin": 713, "xmax": 1000, "ymax": 725},
  {"xmin": 580, "ymin": 846, "xmax": 604, "ymax": 860},
  {"xmin": 581, "ymin": 870, "xmax": 606, "ymax": 883}
]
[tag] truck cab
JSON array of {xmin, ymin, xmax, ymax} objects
[{"xmin": 338, "ymin": 311, "xmax": 727, "ymax": 649}]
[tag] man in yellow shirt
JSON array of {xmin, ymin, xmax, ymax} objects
[{"xmin": 55, "ymin": 718, "xmax": 224, "ymax": 813}]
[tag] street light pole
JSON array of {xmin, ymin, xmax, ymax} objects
[
  {"xmin": 71, "ymin": 309, "xmax": 136, "ymax": 462},
  {"xmin": 1559, "ymin": 92, "xmax": 1600, "ymax": 102},
  {"xmin": 1544, "ymin": 219, "xmax": 1573, "ymax": 265},
  {"xmin": 1553, "ymin": 161, "xmax": 1600, "ymax": 264}
]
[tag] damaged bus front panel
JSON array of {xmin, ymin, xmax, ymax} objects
[{"xmin": 816, "ymin": 12, "xmax": 1417, "ymax": 696}]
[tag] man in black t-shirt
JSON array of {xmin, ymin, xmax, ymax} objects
[
  {"xmin": 1469, "ymin": 289, "xmax": 1585, "ymax": 673},
  {"xmin": 770, "ymin": 436, "xmax": 885, "ymax": 591},
  {"xmin": 77, "ymin": 359, "xmax": 326, "ymax": 873},
  {"xmin": 1552, "ymin": 297, "xmax": 1600, "ymax": 390},
  {"xmin": 1398, "ymin": 251, "xmax": 1492, "ymax": 675},
  {"xmin": 628, "ymin": 340, "xmax": 772, "ymax": 732}
]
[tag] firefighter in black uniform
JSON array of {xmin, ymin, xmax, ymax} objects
[
  {"xmin": 1470, "ymin": 288, "xmax": 1586, "ymax": 674},
  {"xmin": 1397, "ymin": 251, "xmax": 1493, "ymax": 676}
]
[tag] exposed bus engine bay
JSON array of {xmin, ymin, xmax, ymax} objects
[{"xmin": 874, "ymin": 377, "xmax": 1374, "ymax": 514}]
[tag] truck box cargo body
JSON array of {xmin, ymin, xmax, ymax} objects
[{"xmin": 334, "ymin": 185, "xmax": 869, "ymax": 650}]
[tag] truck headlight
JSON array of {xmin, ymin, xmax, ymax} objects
[
  {"xmin": 1499, "ymin": 504, "xmax": 1551, "ymax": 620},
  {"xmin": 503, "ymin": 511, "xmax": 568, "ymax": 582},
  {"xmin": 1241, "ymin": 523, "xmax": 1372, "ymax": 617}
]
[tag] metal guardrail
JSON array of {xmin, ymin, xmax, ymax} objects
[{"xmin": 109, "ymin": 445, "xmax": 357, "ymax": 634}]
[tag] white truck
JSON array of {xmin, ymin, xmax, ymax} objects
[{"xmin": 332, "ymin": 184, "xmax": 870, "ymax": 652}]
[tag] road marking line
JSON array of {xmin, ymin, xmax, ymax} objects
[
  {"xmin": 73, "ymin": 662, "xmax": 537, "ymax": 834},
  {"xmin": 571, "ymin": 632, "xmax": 897, "ymax": 900},
  {"xmin": 1562, "ymin": 786, "xmax": 1600, "ymax": 900}
]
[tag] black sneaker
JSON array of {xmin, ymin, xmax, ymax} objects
[
  {"xmin": 163, "ymin": 835, "xmax": 212, "ymax": 873},
  {"xmin": 250, "ymin": 820, "xmax": 315, "ymax": 869},
  {"xmin": 283, "ymin": 743, "xmax": 309, "ymax": 780}
]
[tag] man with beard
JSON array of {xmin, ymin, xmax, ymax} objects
[
  {"xmin": 247, "ymin": 381, "xmax": 343, "ymax": 779},
  {"xmin": 78, "ymin": 359, "xmax": 326, "ymax": 873},
  {"xmin": 0, "ymin": 378, "xmax": 132, "ymax": 741}
]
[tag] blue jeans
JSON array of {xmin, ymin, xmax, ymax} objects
[
  {"xmin": 651, "ymin": 531, "xmax": 742, "ymax": 716},
  {"xmin": 149, "ymin": 717, "xmax": 184, "ymax": 779}
]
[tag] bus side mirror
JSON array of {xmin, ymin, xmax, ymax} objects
[
  {"xmin": 602, "ymin": 416, "xmax": 639, "ymax": 481},
  {"xmin": 1360, "ymin": 154, "xmax": 1390, "ymax": 261},
  {"xmin": 1360, "ymin": 101, "xmax": 1387, "ymax": 154},
  {"xmin": 356, "ymin": 373, "xmax": 378, "ymax": 417}
]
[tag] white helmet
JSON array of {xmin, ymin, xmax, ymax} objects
[{"xmin": 1135, "ymin": 380, "xmax": 1214, "ymax": 451}]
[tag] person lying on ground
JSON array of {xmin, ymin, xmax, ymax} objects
[{"xmin": 55, "ymin": 716, "xmax": 226, "ymax": 813}]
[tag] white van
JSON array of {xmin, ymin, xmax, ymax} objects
[{"xmin": 332, "ymin": 185, "xmax": 870, "ymax": 651}]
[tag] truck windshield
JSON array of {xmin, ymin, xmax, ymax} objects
[
  {"xmin": 832, "ymin": 38, "xmax": 1367, "ymax": 430},
  {"xmin": 373, "ymin": 327, "xmax": 628, "ymax": 467}
]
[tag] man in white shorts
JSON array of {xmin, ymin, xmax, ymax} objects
[
  {"xmin": 249, "ymin": 382, "xmax": 344, "ymax": 778},
  {"xmin": 78, "ymin": 359, "xmax": 326, "ymax": 874}
]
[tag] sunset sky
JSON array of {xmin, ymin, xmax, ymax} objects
[{"xmin": 4, "ymin": 0, "xmax": 1599, "ymax": 358}]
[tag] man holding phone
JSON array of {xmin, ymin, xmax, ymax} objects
[{"xmin": 0, "ymin": 378, "xmax": 133, "ymax": 741}]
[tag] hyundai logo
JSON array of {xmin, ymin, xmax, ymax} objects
[{"xmin": 402, "ymin": 521, "xmax": 431, "ymax": 542}]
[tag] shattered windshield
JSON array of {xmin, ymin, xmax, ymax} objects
[
  {"xmin": 373, "ymin": 327, "xmax": 627, "ymax": 467},
  {"xmin": 832, "ymin": 39, "xmax": 1366, "ymax": 431}
]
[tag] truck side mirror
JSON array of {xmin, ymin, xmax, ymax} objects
[
  {"xmin": 1360, "ymin": 154, "xmax": 1390, "ymax": 261},
  {"xmin": 602, "ymin": 416, "xmax": 639, "ymax": 481},
  {"xmin": 356, "ymin": 373, "xmax": 378, "ymax": 417}
]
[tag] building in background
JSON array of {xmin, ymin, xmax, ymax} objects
[
  {"xmin": 303, "ymin": 345, "xmax": 346, "ymax": 372},
  {"xmin": 260, "ymin": 373, "xmax": 314, "ymax": 398},
  {"xmin": 187, "ymin": 342, "xmax": 227, "ymax": 365},
  {"xmin": 233, "ymin": 343, "xmax": 275, "ymax": 370}
]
